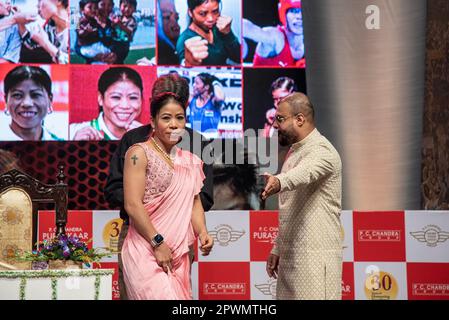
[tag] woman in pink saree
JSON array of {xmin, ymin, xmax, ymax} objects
[{"xmin": 121, "ymin": 73, "xmax": 214, "ymax": 299}]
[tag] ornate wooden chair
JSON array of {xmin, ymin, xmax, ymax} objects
[{"xmin": 0, "ymin": 166, "xmax": 67, "ymax": 269}]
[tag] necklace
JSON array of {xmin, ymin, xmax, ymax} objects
[{"xmin": 151, "ymin": 137, "xmax": 174, "ymax": 165}]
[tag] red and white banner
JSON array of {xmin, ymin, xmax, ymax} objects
[{"xmin": 38, "ymin": 210, "xmax": 449, "ymax": 300}]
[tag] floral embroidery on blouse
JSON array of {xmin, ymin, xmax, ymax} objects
[{"xmin": 132, "ymin": 142, "xmax": 174, "ymax": 203}]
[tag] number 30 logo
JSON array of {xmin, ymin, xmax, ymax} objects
[
  {"xmin": 364, "ymin": 270, "xmax": 398, "ymax": 300},
  {"xmin": 102, "ymin": 218, "xmax": 123, "ymax": 253}
]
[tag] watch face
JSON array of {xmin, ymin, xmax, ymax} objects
[{"xmin": 154, "ymin": 234, "xmax": 164, "ymax": 244}]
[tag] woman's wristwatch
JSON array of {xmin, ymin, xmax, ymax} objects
[{"xmin": 150, "ymin": 233, "xmax": 164, "ymax": 248}]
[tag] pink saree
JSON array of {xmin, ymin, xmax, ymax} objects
[{"xmin": 121, "ymin": 142, "xmax": 204, "ymax": 300}]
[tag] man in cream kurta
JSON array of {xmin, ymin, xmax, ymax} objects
[{"xmin": 261, "ymin": 92, "xmax": 343, "ymax": 300}]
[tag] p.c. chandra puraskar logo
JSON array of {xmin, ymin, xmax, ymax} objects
[
  {"xmin": 412, "ymin": 283, "xmax": 449, "ymax": 296},
  {"xmin": 255, "ymin": 279, "xmax": 277, "ymax": 299},
  {"xmin": 42, "ymin": 227, "xmax": 89, "ymax": 241},
  {"xmin": 203, "ymin": 282, "xmax": 246, "ymax": 295},
  {"xmin": 252, "ymin": 226, "xmax": 278, "ymax": 245},
  {"xmin": 341, "ymin": 280, "xmax": 352, "ymax": 297},
  {"xmin": 209, "ymin": 224, "xmax": 245, "ymax": 246},
  {"xmin": 410, "ymin": 225, "xmax": 449, "ymax": 247},
  {"xmin": 358, "ymin": 230, "xmax": 401, "ymax": 242}
]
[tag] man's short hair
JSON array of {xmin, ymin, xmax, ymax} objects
[{"xmin": 281, "ymin": 92, "xmax": 314, "ymax": 121}]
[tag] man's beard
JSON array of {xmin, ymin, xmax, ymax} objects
[{"xmin": 278, "ymin": 130, "xmax": 295, "ymax": 146}]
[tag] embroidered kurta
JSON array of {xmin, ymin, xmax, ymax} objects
[{"xmin": 273, "ymin": 128, "xmax": 343, "ymax": 300}]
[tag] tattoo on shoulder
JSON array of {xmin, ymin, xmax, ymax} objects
[{"xmin": 131, "ymin": 154, "xmax": 138, "ymax": 165}]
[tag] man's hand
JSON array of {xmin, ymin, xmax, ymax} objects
[
  {"xmin": 216, "ymin": 15, "xmax": 232, "ymax": 35},
  {"xmin": 260, "ymin": 172, "xmax": 281, "ymax": 200},
  {"xmin": 266, "ymin": 253, "xmax": 279, "ymax": 279},
  {"xmin": 184, "ymin": 36, "xmax": 208, "ymax": 66}
]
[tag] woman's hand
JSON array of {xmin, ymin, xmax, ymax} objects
[
  {"xmin": 72, "ymin": 126, "xmax": 104, "ymax": 140},
  {"xmin": 184, "ymin": 36, "xmax": 209, "ymax": 66},
  {"xmin": 154, "ymin": 243, "xmax": 173, "ymax": 273},
  {"xmin": 217, "ymin": 15, "xmax": 232, "ymax": 35},
  {"xmin": 198, "ymin": 232, "xmax": 214, "ymax": 256}
]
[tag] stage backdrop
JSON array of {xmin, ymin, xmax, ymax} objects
[
  {"xmin": 2, "ymin": 0, "xmax": 444, "ymax": 211},
  {"xmin": 38, "ymin": 210, "xmax": 449, "ymax": 300}
]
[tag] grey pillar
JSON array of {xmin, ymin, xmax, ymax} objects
[{"xmin": 302, "ymin": 0, "xmax": 427, "ymax": 209}]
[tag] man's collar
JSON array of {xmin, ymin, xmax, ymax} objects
[{"xmin": 291, "ymin": 128, "xmax": 319, "ymax": 150}]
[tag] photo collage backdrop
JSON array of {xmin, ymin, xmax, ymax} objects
[{"xmin": 0, "ymin": 0, "xmax": 306, "ymax": 212}]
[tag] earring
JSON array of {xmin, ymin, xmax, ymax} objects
[
  {"xmin": 4, "ymin": 109, "xmax": 10, "ymax": 116},
  {"xmin": 48, "ymin": 105, "xmax": 53, "ymax": 114}
]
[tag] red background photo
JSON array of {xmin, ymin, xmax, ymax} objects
[
  {"xmin": 69, "ymin": 65, "xmax": 156, "ymax": 125},
  {"xmin": 0, "ymin": 64, "xmax": 69, "ymax": 112}
]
